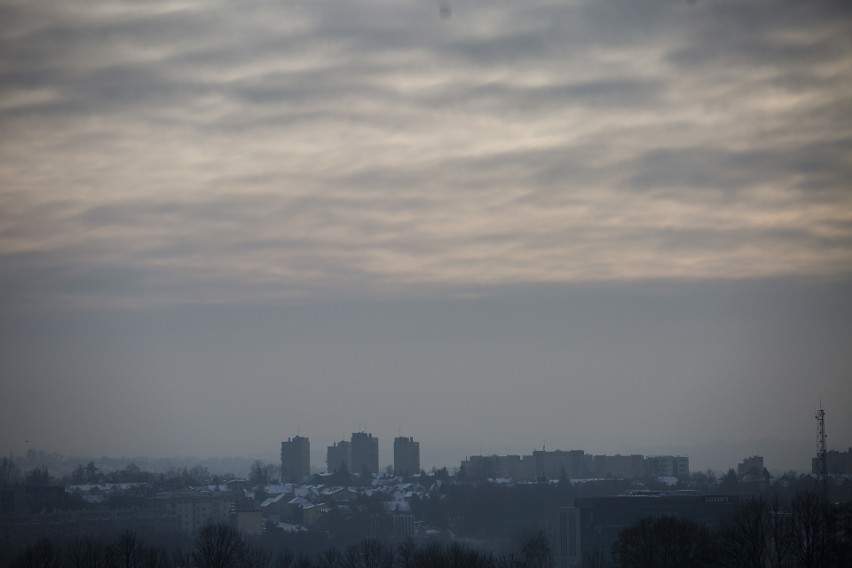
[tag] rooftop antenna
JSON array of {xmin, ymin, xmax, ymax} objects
[{"xmin": 816, "ymin": 403, "xmax": 828, "ymax": 499}]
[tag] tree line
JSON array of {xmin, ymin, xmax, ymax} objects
[
  {"xmin": 9, "ymin": 524, "xmax": 554, "ymax": 568},
  {"xmin": 8, "ymin": 491, "xmax": 851, "ymax": 568},
  {"xmin": 603, "ymin": 492, "xmax": 852, "ymax": 568}
]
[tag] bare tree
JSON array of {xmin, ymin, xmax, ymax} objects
[
  {"xmin": 519, "ymin": 529, "xmax": 553, "ymax": 568},
  {"xmin": 614, "ymin": 516, "xmax": 714, "ymax": 568},
  {"xmin": 766, "ymin": 497, "xmax": 795, "ymax": 568},
  {"xmin": 342, "ymin": 539, "xmax": 393, "ymax": 568},
  {"xmin": 396, "ymin": 540, "xmax": 416, "ymax": 568},
  {"xmin": 240, "ymin": 545, "xmax": 271, "ymax": 568},
  {"xmin": 583, "ymin": 548, "xmax": 614, "ymax": 568},
  {"xmin": 192, "ymin": 523, "xmax": 245, "ymax": 568},
  {"xmin": 717, "ymin": 498, "xmax": 769, "ymax": 568},
  {"xmin": 249, "ymin": 461, "xmax": 269, "ymax": 487},
  {"xmin": 274, "ymin": 549, "xmax": 295, "ymax": 568},
  {"xmin": 790, "ymin": 491, "xmax": 834, "ymax": 568},
  {"xmin": 15, "ymin": 538, "xmax": 62, "ymax": 568},
  {"xmin": 317, "ymin": 546, "xmax": 342, "ymax": 568},
  {"xmin": 412, "ymin": 541, "xmax": 445, "ymax": 568},
  {"xmin": 1, "ymin": 454, "xmax": 21, "ymax": 485},
  {"xmin": 293, "ymin": 553, "xmax": 315, "ymax": 568},
  {"xmin": 108, "ymin": 530, "xmax": 141, "ymax": 568},
  {"xmin": 68, "ymin": 536, "xmax": 108, "ymax": 568}
]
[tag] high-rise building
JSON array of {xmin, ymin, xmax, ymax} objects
[
  {"xmin": 327, "ymin": 441, "xmax": 351, "ymax": 474},
  {"xmin": 393, "ymin": 436, "xmax": 420, "ymax": 477},
  {"xmin": 350, "ymin": 432, "xmax": 379, "ymax": 476},
  {"xmin": 280, "ymin": 436, "xmax": 310, "ymax": 482}
]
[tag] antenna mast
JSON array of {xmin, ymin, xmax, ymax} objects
[{"xmin": 815, "ymin": 404, "xmax": 828, "ymax": 498}]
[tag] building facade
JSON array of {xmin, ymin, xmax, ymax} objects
[
  {"xmin": 327, "ymin": 441, "xmax": 351, "ymax": 473},
  {"xmin": 161, "ymin": 495, "xmax": 234, "ymax": 535},
  {"xmin": 812, "ymin": 447, "xmax": 852, "ymax": 475},
  {"xmin": 350, "ymin": 432, "xmax": 379, "ymax": 476},
  {"xmin": 593, "ymin": 454, "xmax": 648, "ymax": 479},
  {"xmin": 533, "ymin": 450, "xmax": 593, "ymax": 480},
  {"xmin": 737, "ymin": 455, "xmax": 764, "ymax": 479},
  {"xmin": 280, "ymin": 436, "xmax": 311, "ymax": 482},
  {"xmin": 645, "ymin": 455, "xmax": 690, "ymax": 480},
  {"xmin": 393, "ymin": 436, "xmax": 420, "ymax": 477}
]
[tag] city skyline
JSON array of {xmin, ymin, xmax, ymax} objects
[{"xmin": 1, "ymin": 1, "xmax": 850, "ymax": 476}]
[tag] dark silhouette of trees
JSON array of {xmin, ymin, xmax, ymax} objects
[
  {"xmin": 84, "ymin": 461, "xmax": 101, "ymax": 484},
  {"xmin": 790, "ymin": 491, "xmax": 836, "ymax": 568},
  {"xmin": 342, "ymin": 539, "xmax": 393, "ymax": 568},
  {"xmin": 614, "ymin": 515, "xmax": 715, "ymax": 568},
  {"xmin": 250, "ymin": 460, "xmax": 270, "ymax": 487},
  {"xmin": 24, "ymin": 466, "xmax": 51, "ymax": 486},
  {"xmin": 720, "ymin": 468, "xmax": 740, "ymax": 493},
  {"xmin": 109, "ymin": 530, "xmax": 142, "ymax": 568},
  {"xmin": 1, "ymin": 454, "xmax": 21, "ymax": 485},
  {"xmin": 67, "ymin": 536, "xmax": 108, "ymax": 568},
  {"xmin": 716, "ymin": 497, "xmax": 795, "ymax": 568},
  {"xmin": 192, "ymin": 523, "xmax": 245, "ymax": 568},
  {"xmin": 274, "ymin": 548, "xmax": 296, "ymax": 568},
  {"xmin": 519, "ymin": 529, "xmax": 553, "ymax": 568},
  {"xmin": 9, "ymin": 490, "xmax": 852, "ymax": 568},
  {"xmin": 13, "ymin": 538, "xmax": 62, "ymax": 568}
]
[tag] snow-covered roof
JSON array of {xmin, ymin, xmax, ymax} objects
[
  {"xmin": 288, "ymin": 496, "xmax": 313, "ymax": 507},
  {"xmin": 260, "ymin": 493, "xmax": 289, "ymax": 508}
]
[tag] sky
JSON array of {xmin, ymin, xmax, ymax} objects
[{"xmin": 1, "ymin": 0, "xmax": 851, "ymax": 474}]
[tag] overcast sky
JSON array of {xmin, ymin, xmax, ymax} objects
[{"xmin": 1, "ymin": 0, "xmax": 850, "ymax": 474}]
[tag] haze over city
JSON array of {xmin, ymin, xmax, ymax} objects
[{"xmin": 1, "ymin": 0, "xmax": 851, "ymax": 475}]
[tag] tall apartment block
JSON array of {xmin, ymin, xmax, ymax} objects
[
  {"xmin": 394, "ymin": 436, "xmax": 420, "ymax": 477},
  {"xmin": 327, "ymin": 440, "xmax": 351, "ymax": 473},
  {"xmin": 350, "ymin": 432, "xmax": 379, "ymax": 476},
  {"xmin": 280, "ymin": 436, "xmax": 310, "ymax": 483}
]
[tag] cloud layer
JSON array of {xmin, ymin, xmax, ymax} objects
[{"xmin": 1, "ymin": 0, "xmax": 851, "ymax": 308}]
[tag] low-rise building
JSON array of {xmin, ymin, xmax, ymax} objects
[
  {"xmin": 645, "ymin": 455, "xmax": 689, "ymax": 480},
  {"xmin": 158, "ymin": 494, "xmax": 235, "ymax": 534}
]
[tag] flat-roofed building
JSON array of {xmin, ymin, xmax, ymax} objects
[
  {"xmin": 533, "ymin": 450, "xmax": 594, "ymax": 480},
  {"xmin": 280, "ymin": 436, "xmax": 310, "ymax": 482},
  {"xmin": 646, "ymin": 456, "xmax": 689, "ymax": 480},
  {"xmin": 327, "ymin": 441, "xmax": 351, "ymax": 474},
  {"xmin": 393, "ymin": 436, "xmax": 420, "ymax": 477},
  {"xmin": 593, "ymin": 454, "xmax": 648, "ymax": 479},
  {"xmin": 350, "ymin": 432, "xmax": 379, "ymax": 476}
]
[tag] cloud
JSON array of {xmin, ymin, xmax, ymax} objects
[{"xmin": 0, "ymin": 0, "xmax": 850, "ymax": 309}]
